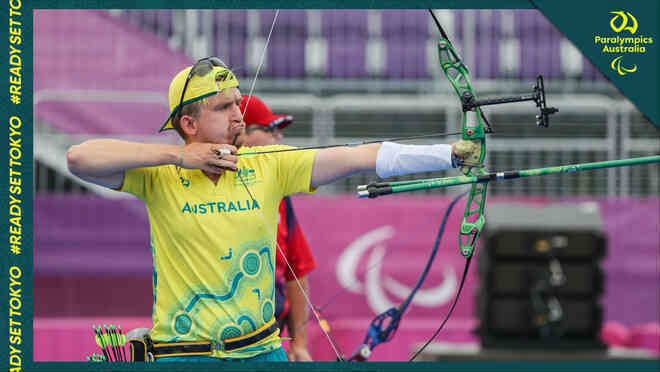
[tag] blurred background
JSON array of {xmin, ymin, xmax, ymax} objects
[{"xmin": 34, "ymin": 9, "xmax": 659, "ymax": 362}]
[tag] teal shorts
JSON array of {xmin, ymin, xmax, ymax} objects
[{"xmin": 156, "ymin": 346, "xmax": 288, "ymax": 362}]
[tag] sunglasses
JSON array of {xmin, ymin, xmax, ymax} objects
[{"xmin": 176, "ymin": 56, "xmax": 229, "ymax": 119}]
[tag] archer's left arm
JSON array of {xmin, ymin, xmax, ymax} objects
[
  {"xmin": 310, "ymin": 142, "xmax": 468, "ymax": 188},
  {"xmin": 310, "ymin": 144, "xmax": 380, "ymax": 188}
]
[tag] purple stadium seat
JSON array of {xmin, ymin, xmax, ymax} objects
[
  {"xmin": 322, "ymin": 10, "xmax": 368, "ymax": 39},
  {"xmin": 327, "ymin": 38, "xmax": 367, "ymax": 78},
  {"xmin": 474, "ymin": 36, "xmax": 500, "ymax": 79},
  {"xmin": 431, "ymin": 10, "xmax": 502, "ymax": 79},
  {"xmin": 475, "ymin": 11, "xmax": 501, "ymax": 79},
  {"xmin": 519, "ymin": 39, "xmax": 562, "ymax": 79},
  {"xmin": 515, "ymin": 10, "xmax": 562, "ymax": 79},
  {"xmin": 318, "ymin": 10, "xmax": 369, "ymax": 78},
  {"xmin": 452, "ymin": 10, "xmax": 505, "ymax": 41},
  {"xmin": 212, "ymin": 11, "xmax": 248, "ymax": 70},
  {"xmin": 260, "ymin": 10, "xmax": 307, "ymax": 38},
  {"xmin": 211, "ymin": 34, "xmax": 247, "ymax": 75},
  {"xmin": 380, "ymin": 10, "xmax": 436, "ymax": 79},
  {"xmin": 385, "ymin": 38, "xmax": 428, "ymax": 79},
  {"xmin": 214, "ymin": 10, "xmax": 248, "ymax": 37},
  {"xmin": 265, "ymin": 36, "xmax": 307, "ymax": 78},
  {"xmin": 474, "ymin": 10, "xmax": 502, "ymax": 38},
  {"xmin": 381, "ymin": 10, "xmax": 429, "ymax": 39},
  {"xmin": 452, "ymin": 10, "xmax": 464, "ymax": 41},
  {"xmin": 516, "ymin": 9, "xmax": 557, "ymax": 35}
]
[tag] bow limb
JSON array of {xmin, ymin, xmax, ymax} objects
[
  {"xmin": 348, "ymin": 192, "xmax": 468, "ymax": 361},
  {"xmin": 351, "ymin": 11, "xmax": 485, "ymax": 362},
  {"xmin": 433, "ymin": 20, "xmax": 489, "ymax": 259},
  {"xmin": 234, "ymin": 10, "xmax": 346, "ymax": 361},
  {"xmin": 401, "ymin": 10, "xmax": 489, "ymax": 363}
]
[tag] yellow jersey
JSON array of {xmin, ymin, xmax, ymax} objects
[{"xmin": 119, "ymin": 145, "xmax": 317, "ymax": 358}]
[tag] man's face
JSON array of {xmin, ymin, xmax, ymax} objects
[
  {"xmin": 193, "ymin": 87, "xmax": 244, "ymax": 144},
  {"xmin": 239, "ymin": 125, "xmax": 283, "ymax": 146}
]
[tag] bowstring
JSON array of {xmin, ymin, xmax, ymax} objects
[
  {"xmin": 234, "ymin": 9, "xmax": 346, "ymax": 361},
  {"xmin": 240, "ymin": 10, "xmax": 279, "ymax": 120}
]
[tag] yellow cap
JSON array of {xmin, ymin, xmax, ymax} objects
[{"xmin": 160, "ymin": 64, "xmax": 240, "ymax": 132}]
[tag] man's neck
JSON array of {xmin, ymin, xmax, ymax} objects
[{"xmin": 202, "ymin": 170, "xmax": 222, "ymax": 185}]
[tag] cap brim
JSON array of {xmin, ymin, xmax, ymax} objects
[
  {"xmin": 160, "ymin": 111, "xmax": 177, "ymax": 132},
  {"xmin": 159, "ymin": 91, "xmax": 226, "ymax": 133},
  {"xmin": 269, "ymin": 114, "xmax": 294, "ymax": 129}
]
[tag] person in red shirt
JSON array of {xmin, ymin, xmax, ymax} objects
[{"xmin": 237, "ymin": 95, "xmax": 316, "ymax": 361}]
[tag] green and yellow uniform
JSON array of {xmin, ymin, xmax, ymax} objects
[{"xmin": 120, "ymin": 145, "xmax": 317, "ymax": 358}]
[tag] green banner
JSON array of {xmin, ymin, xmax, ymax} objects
[{"xmin": 532, "ymin": 0, "xmax": 660, "ymax": 126}]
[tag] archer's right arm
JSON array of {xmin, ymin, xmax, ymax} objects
[{"xmin": 66, "ymin": 139, "xmax": 238, "ymax": 189}]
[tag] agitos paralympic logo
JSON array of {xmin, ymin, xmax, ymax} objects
[{"xmin": 594, "ymin": 10, "xmax": 653, "ymax": 76}]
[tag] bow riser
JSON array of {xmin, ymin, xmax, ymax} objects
[
  {"xmin": 437, "ymin": 39, "xmax": 487, "ymax": 142},
  {"xmin": 437, "ymin": 38, "xmax": 488, "ymax": 258}
]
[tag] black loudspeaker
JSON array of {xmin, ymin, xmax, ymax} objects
[{"xmin": 477, "ymin": 202, "xmax": 607, "ymax": 350}]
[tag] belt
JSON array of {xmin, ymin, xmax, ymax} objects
[{"xmin": 151, "ymin": 319, "xmax": 279, "ymax": 358}]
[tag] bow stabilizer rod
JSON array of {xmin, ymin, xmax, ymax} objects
[{"xmin": 461, "ymin": 75, "xmax": 559, "ymax": 128}]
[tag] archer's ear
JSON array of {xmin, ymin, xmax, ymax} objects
[{"xmin": 179, "ymin": 115, "xmax": 198, "ymax": 137}]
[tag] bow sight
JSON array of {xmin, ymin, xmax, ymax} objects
[{"xmin": 460, "ymin": 75, "xmax": 559, "ymax": 129}]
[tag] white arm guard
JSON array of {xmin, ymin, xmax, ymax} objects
[{"xmin": 375, "ymin": 142, "xmax": 456, "ymax": 179}]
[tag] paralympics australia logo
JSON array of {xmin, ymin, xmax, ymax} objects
[
  {"xmin": 336, "ymin": 226, "xmax": 457, "ymax": 314},
  {"xmin": 594, "ymin": 10, "xmax": 654, "ymax": 76},
  {"xmin": 609, "ymin": 11, "xmax": 637, "ymax": 34}
]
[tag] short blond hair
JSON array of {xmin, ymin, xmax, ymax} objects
[{"xmin": 172, "ymin": 97, "xmax": 209, "ymax": 140}]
